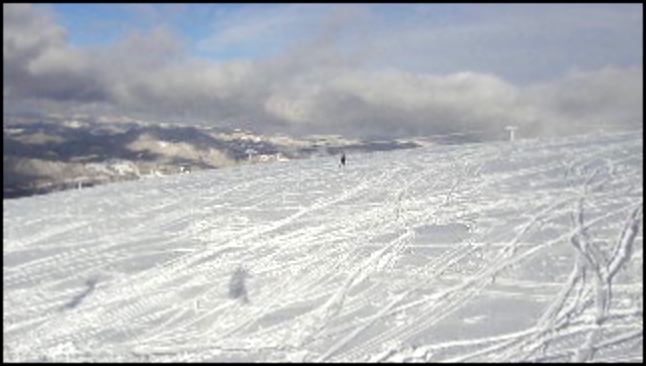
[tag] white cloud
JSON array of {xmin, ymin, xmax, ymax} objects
[
  {"xmin": 523, "ymin": 67, "xmax": 643, "ymax": 135},
  {"xmin": 3, "ymin": 4, "xmax": 643, "ymax": 140},
  {"xmin": 363, "ymin": 4, "xmax": 643, "ymax": 83}
]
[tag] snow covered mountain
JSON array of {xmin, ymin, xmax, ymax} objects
[
  {"xmin": 3, "ymin": 130, "xmax": 643, "ymax": 362},
  {"xmin": 3, "ymin": 116, "xmax": 425, "ymax": 199}
]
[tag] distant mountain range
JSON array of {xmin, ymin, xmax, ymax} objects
[{"xmin": 3, "ymin": 115, "xmax": 478, "ymax": 199}]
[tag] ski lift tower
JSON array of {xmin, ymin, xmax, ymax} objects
[{"xmin": 505, "ymin": 126, "xmax": 518, "ymax": 142}]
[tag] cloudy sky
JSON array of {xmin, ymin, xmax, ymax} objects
[{"xmin": 3, "ymin": 3, "xmax": 643, "ymax": 139}]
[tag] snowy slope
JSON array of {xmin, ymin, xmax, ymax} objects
[{"xmin": 3, "ymin": 131, "xmax": 643, "ymax": 362}]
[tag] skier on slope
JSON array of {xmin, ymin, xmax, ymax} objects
[{"xmin": 340, "ymin": 152, "xmax": 346, "ymax": 167}]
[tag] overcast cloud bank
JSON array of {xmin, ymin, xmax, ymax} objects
[{"xmin": 3, "ymin": 4, "xmax": 642, "ymax": 140}]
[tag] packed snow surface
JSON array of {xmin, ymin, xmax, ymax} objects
[{"xmin": 3, "ymin": 131, "xmax": 643, "ymax": 362}]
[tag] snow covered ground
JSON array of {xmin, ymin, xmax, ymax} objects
[{"xmin": 3, "ymin": 130, "xmax": 643, "ymax": 362}]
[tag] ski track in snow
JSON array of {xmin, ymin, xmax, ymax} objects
[{"xmin": 3, "ymin": 131, "xmax": 643, "ymax": 362}]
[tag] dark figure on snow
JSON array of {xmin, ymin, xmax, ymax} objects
[{"xmin": 340, "ymin": 152, "xmax": 346, "ymax": 167}]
